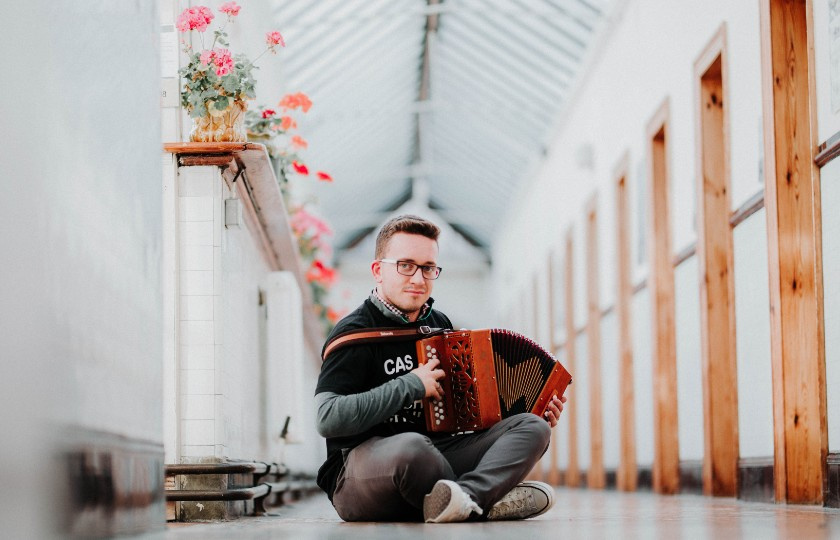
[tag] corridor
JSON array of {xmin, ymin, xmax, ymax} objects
[{"xmin": 165, "ymin": 488, "xmax": 840, "ymax": 539}]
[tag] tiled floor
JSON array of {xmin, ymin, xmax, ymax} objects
[{"xmin": 163, "ymin": 488, "xmax": 840, "ymax": 539}]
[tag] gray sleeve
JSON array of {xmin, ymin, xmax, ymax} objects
[{"xmin": 315, "ymin": 373, "xmax": 426, "ymax": 438}]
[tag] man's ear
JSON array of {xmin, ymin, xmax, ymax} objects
[{"xmin": 371, "ymin": 260, "xmax": 383, "ymax": 283}]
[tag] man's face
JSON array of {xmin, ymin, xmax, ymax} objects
[{"xmin": 372, "ymin": 232, "xmax": 439, "ymax": 320}]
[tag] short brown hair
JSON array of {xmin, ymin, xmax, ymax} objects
[{"xmin": 375, "ymin": 215, "xmax": 440, "ymax": 259}]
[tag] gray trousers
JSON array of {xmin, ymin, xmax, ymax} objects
[{"xmin": 331, "ymin": 413, "xmax": 551, "ymax": 522}]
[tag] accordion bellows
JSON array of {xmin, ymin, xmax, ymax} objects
[{"xmin": 417, "ymin": 329, "xmax": 572, "ymax": 433}]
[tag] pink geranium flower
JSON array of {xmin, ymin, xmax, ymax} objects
[
  {"xmin": 176, "ymin": 6, "xmax": 215, "ymax": 32},
  {"xmin": 199, "ymin": 49, "xmax": 213, "ymax": 65},
  {"xmin": 291, "ymin": 135, "xmax": 308, "ymax": 149},
  {"xmin": 213, "ymin": 48, "xmax": 234, "ymax": 76},
  {"xmin": 316, "ymin": 171, "xmax": 333, "ymax": 182},
  {"xmin": 261, "ymin": 109, "xmax": 276, "ymax": 119},
  {"xmin": 219, "ymin": 1, "xmax": 240, "ymax": 17},
  {"xmin": 290, "ymin": 207, "xmax": 332, "ymax": 237},
  {"xmin": 266, "ymin": 31, "xmax": 285, "ymax": 50}
]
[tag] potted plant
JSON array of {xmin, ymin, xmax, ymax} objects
[{"xmin": 177, "ymin": 2, "xmax": 285, "ymax": 142}]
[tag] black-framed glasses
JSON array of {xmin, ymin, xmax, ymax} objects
[{"xmin": 378, "ymin": 259, "xmax": 442, "ymax": 280}]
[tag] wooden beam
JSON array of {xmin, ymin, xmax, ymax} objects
[
  {"xmin": 532, "ymin": 276, "xmax": 545, "ymax": 482},
  {"xmin": 547, "ymin": 252, "xmax": 561, "ymax": 486},
  {"xmin": 694, "ymin": 23, "xmax": 739, "ymax": 497},
  {"xmin": 614, "ymin": 153, "xmax": 637, "ymax": 492},
  {"xmin": 564, "ymin": 229, "xmax": 581, "ymax": 487},
  {"xmin": 759, "ymin": 0, "xmax": 827, "ymax": 504},
  {"xmin": 585, "ymin": 197, "xmax": 605, "ymax": 489},
  {"xmin": 646, "ymin": 99, "xmax": 680, "ymax": 495}
]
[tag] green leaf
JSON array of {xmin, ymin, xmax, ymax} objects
[{"xmin": 214, "ymin": 95, "xmax": 230, "ymax": 111}]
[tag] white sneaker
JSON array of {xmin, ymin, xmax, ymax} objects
[
  {"xmin": 423, "ymin": 480, "xmax": 483, "ymax": 523},
  {"xmin": 486, "ymin": 481, "xmax": 554, "ymax": 521}
]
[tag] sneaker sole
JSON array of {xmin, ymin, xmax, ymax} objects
[{"xmin": 423, "ymin": 482, "xmax": 453, "ymax": 523}]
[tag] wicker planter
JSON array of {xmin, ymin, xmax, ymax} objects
[{"xmin": 190, "ymin": 100, "xmax": 248, "ymax": 142}]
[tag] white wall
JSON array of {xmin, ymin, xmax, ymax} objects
[
  {"xmin": 495, "ymin": 0, "xmax": 763, "ymax": 304},
  {"xmin": 1, "ymin": 2, "xmax": 163, "ymax": 535},
  {"xmin": 674, "ymin": 257, "xmax": 703, "ymax": 461},
  {"xmin": 812, "ymin": 0, "xmax": 840, "ymax": 144},
  {"xmin": 733, "ymin": 209, "xmax": 774, "ymax": 458},
  {"xmin": 494, "ymin": 0, "xmax": 768, "ymax": 474},
  {"xmin": 575, "ymin": 332, "xmax": 591, "ymax": 471},
  {"xmin": 601, "ymin": 311, "xmax": 621, "ymax": 469},
  {"xmin": 820, "ymin": 159, "xmax": 840, "ymax": 453}
]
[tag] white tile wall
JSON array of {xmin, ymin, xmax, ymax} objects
[
  {"xmin": 181, "ymin": 221, "xmax": 214, "ymax": 247},
  {"xmin": 182, "ymin": 445, "xmax": 215, "ymax": 458},
  {"xmin": 181, "ymin": 369, "xmax": 214, "ymax": 395},
  {"xmin": 180, "ymin": 345, "xmax": 214, "ymax": 370},
  {"xmin": 181, "ymin": 395, "xmax": 214, "ymax": 419},
  {"xmin": 179, "ymin": 196, "xmax": 214, "ymax": 222},
  {"xmin": 180, "ymin": 296, "xmax": 213, "ymax": 321},
  {"xmin": 180, "ymin": 320, "xmax": 214, "ymax": 345},
  {"xmin": 182, "ymin": 245, "xmax": 213, "ymax": 271},
  {"xmin": 175, "ymin": 164, "xmax": 319, "ymax": 467},
  {"xmin": 182, "ymin": 419, "xmax": 215, "ymax": 446},
  {"xmin": 179, "ymin": 168, "xmax": 216, "ymax": 196},
  {"xmin": 180, "ymin": 270, "xmax": 213, "ymax": 296}
]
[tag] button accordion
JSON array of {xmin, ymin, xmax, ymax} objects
[{"xmin": 417, "ymin": 329, "xmax": 572, "ymax": 433}]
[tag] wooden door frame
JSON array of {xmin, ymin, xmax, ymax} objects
[
  {"xmin": 614, "ymin": 152, "xmax": 638, "ymax": 491},
  {"xmin": 585, "ymin": 196, "xmax": 605, "ymax": 489},
  {"xmin": 564, "ymin": 228, "xmax": 581, "ymax": 487},
  {"xmin": 694, "ymin": 23, "xmax": 739, "ymax": 497},
  {"xmin": 646, "ymin": 98, "xmax": 680, "ymax": 495},
  {"xmin": 759, "ymin": 0, "xmax": 827, "ymax": 504}
]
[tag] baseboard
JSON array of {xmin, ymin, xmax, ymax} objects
[
  {"xmin": 738, "ymin": 456, "xmax": 774, "ymax": 503},
  {"xmin": 825, "ymin": 453, "xmax": 840, "ymax": 508},
  {"xmin": 637, "ymin": 467, "xmax": 653, "ymax": 490},
  {"xmin": 679, "ymin": 460, "xmax": 703, "ymax": 495},
  {"xmin": 604, "ymin": 469, "xmax": 617, "ymax": 489},
  {"xmin": 62, "ymin": 427, "xmax": 165, "ymax": 537}
]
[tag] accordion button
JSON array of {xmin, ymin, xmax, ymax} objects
[
  {"xmin": 431, "ymin": 348, "xmax": 436, "ymax": 353},
  {"xmin": 436, "ymin": 420, "xmax": 440, "ymax": 425},
  {"xmin": 426, "ymin": 345, "xmax": 431, "ymax": 350}
]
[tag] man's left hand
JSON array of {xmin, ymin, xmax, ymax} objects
[{"xmin": 543, "ymin": 395, "xmax": 567, "ymax": 428}]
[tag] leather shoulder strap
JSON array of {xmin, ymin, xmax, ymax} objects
[{"xmin": 322, "ymin": 326, "xmax": 445, "ymax": 362}]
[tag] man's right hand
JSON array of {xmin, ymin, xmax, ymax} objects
[{"xmin": 411, "ymin": 357, "xmax": 446, "ymax": 400}]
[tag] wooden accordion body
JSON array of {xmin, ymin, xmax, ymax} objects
[{"xmin": 417, "ymin": 329, "xmax": 572, "ymax": 433}]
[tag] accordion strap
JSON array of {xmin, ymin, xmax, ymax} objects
[{"xmin": 322, "ymin": 325, "xmax": 445, "ymax": 362}]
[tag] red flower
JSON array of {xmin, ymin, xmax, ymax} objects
[
  {"xmin": 261, "ymin": 109, "xmax": 276, "ymax": 118},
  {"xmin": 326, "ymin": 307, "xmax": 346, "ymax": 324},
  {"xmin": 292, "ymin": 161, "xmax": 309, "ymax": 175},
  {"xmin": 306, "ymin": 260, "xmax": 337, "ymax": 286},
  {"xmin": 316, "ymin": 171, "xmax": 333, "ymax": 182}
]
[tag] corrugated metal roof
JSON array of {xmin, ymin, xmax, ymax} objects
[{"xmin": 274, "ymin": 0, "xmax": 614, "ymax": 260}]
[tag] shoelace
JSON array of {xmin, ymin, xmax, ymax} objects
[
  {"xmin": 462, "ymin": 497, "xmax": 482, "ymax": 516},
  {"xmin": 496, "ymin": 491, "xmax": 534, "ymax": 513}
]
